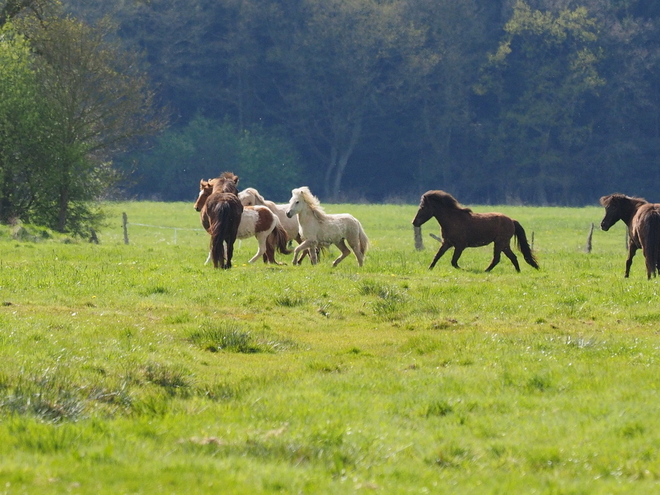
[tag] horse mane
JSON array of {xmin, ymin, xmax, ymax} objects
[
  {"xmin": 424, "ymin": 190, "xmax": 472, "ymax": 213},
  {"xmin": 243, "ymin": 187, "xmax": 265, "ymax": 203},
  {"xmin": 294, "ymin": 186, "xmax": 327, "ymax": 222},
  {"xmin": 212, "ymin": 172, "xmax": 239, "ymax": 194},
  {"xmin": 600, "ymin": 193, "xmax": 647, "ymax": 208},
  {"xmin": 243, "ymin": 187, "xmax": 278, "ymax": 208}
]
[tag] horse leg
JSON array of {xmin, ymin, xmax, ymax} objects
[
  {"xmin": 501, "ymin": 246, "xmax": 521, "ymax": 272},
  {"xmin": 346, "ymin": 236, "xmax": 364, "ymax": 267},
  {"xmin": 249, "ymin": 233, "xmax": 268, "ymax": 263},
  {"xmin": 225, "ymin": 238, "xmax": 234, "ymax": 269},
  {"xmin": 332, "ymin": 239, "xmax": 352, "ymax": 267},
  {"xmin": 450, "ymin": 246, "xmax": 465, "ymax": 269},
  {"xmin": 429, "ymin": 242, "xmax": 452, "ymax": 269},
  {"xmin": 293, "ymin": 240, "xmax": 315, "ymax": 265},
  {"xmin": 484, "ymin": 248, "xmax": 502, "ymax": 272},
  {"xmin": 625, "ymin": 244, "xmax": 638, "ymax": 278}
]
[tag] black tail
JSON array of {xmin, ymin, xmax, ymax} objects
[
  {"xmin": 210, "ymin": 203, "xmax": 232, "ymax": 268},
  {"xmin": 513, "ymin": 221, "xmax": 539, "ymax": 269},
  {"xmin": 643, "ymin": 213, "xmax": 660, "ymax": 279}
]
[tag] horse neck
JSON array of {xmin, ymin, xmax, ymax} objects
[
  {"xmin": 621, "ymin": 201, "xmax": 646, "ymax": 226},
  {"xmin": 433, "ymin": 207, "xmax": 466, "ymax": 226},
  {"xmin": 299, "ymin": 202, "xmax": 326, "ymax": 225}
]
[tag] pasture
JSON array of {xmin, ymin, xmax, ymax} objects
[{"xmin": 0, "ymin": 200, "xmax": 658, "ymax": 494}]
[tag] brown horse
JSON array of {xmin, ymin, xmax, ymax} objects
[
  {"xmin": 600, "ymin": 193, "xmax": 660, "ymax": 279},
  {"xmin": 198, "ymin": 172, "xmax": 243, "ymax": 269},
  {"xmin": 194, "ymin": 178, "xmax": 291, "ymax": 265},
  {"xmin": 412, "ymin": 190, "xmax": 539, "ymax": 272}
]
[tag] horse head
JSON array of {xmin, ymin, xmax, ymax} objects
[
  {"xmin": 600, "ymin": 194, "xmax": 647, "ymax": 230},
  {"xmin": 286, "ymin": 187, "xmax": 319, "ymax": 218},
  {"xmin": 238, "ymin": 187, "xmax": 260, "ymax": 207},
  {"xmin": 411, "ymin": 192, "xmax": 435, "ymax": 227},
  {"xmin": 214, "ymin": 172, "xmax": 240, "ymax": 195},
  {"xmin": 194, "ymin": 179, "xmax": 214, "ymax": 211}
]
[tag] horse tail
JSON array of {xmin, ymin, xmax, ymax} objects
[
  {"xmin": 272, "ymin": 225, "xmax": 293, "ymax": 255},
  {"xmin": 642, "ymin": 210, "xmax": 660, "ymax": 278},
  {"xmin": 210, "ymin": 202, "xmax": 231, "ymax": 268},
  {"xmin": 357, "ymin": 221, "xmax": 370, "ymax": 256},
  {"xmin": 513, "ymin": 221, "xmax": 539, "ymax": 269}
]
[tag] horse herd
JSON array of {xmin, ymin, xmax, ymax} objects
[{"xmin": 193, "ymin": 172, "xmax": 659, "ymax": 279}]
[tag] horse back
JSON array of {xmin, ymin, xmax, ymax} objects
[
  {"xmin": 632, "ymin": 203, "xmax": 660, "ymax": 245},
  {"xmin": 443, "ymin": 211, "xmax": 514, "ymax": 247}
]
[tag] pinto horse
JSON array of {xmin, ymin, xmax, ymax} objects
[
  {"xmin": 195, "ymin": 179, "xmax": 291, "ymax": 265},
  {"xmin": 285, "ymin": 187, "xmax": 369, "ymax": 267},
  {"xmin": 412, "ymin": 190, "xmax": 539, "ymax": 272},
  {"xmin": 239, "ymin": 187, "xmax": 302, "ymax": 244},
  {"xmin": 600, "ymin": 193, "xmax": 660, "ymax": 279}
]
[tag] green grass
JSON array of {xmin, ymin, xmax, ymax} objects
[{"xmin": 0, "ymin": 200, "xmax": 657, "ymax": 493}]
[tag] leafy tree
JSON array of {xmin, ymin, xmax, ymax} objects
[
  {"xmin": 477, "ymin": 1, "xmax": 604, "ymax": 204},
  {"xmin": 18, "ymin": 14, "xmax": 165, "ymax": 233},
  {"xmin": 120, "ymin": 115, "xmax": 302, "ymax": 202},
  {"xmin": 263, "ymin": 0, "xmax": 431, "ymax": 200},
  {"xmin": 0, "ymin": 23, "xmax": 48, "ymax": 223}
]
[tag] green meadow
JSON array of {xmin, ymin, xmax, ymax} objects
[{"xmin": 0, "ymin": 201, "xmax": 658, "ymax": 494}]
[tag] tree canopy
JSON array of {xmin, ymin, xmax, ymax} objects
[{"xmin": 7, "ymin": 0, "xmax": 660, "ymax": 209}]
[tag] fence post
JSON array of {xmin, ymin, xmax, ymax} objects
[
  {"xmin": 123, "ymin": 212, "xmax": 129, "ymax": 245},
  {"xmin": 585, "ymin": 223, "xmax": 594, "ymax": 253},
  {"xmin": 414, "ymin": 226, "xmax": 424, "ymax": 250}
]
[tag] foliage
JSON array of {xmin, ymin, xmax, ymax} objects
[
  {"xmin": 0, "ymin": 2, "xmax": 164, "ymax": 235},
  {"xmin": 477, "ymin": 1, "xmax": 605, "ymax": 205},
  {"xmin": 119, "ymin": 115, "xmax": 302, "ymax": 202},
  {"xmin": 0, "ymin": 201, "xmax": 659, "ymax": 492},
  {"xmin": 0, "ymin": 23, "xmax": 48, "ymax": 224}
]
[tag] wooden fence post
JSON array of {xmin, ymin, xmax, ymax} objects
[
  {"xmin": 123, "ymin": 212, "xmax": 129, "ymax": 245},
  {"xmin": 585, "ymin": 223, "xmax": 594, "ymax": 253},
  {"xmin": 414, "ymin": 226, "xmax": 424, "ymax": 251}
]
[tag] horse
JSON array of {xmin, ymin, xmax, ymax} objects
[
  {"xmin": 196, "ymin": 172, "xmax": 243, "ymax": 269},
  {"xmin": 285, "ymin": 186, "xmax": 369, "ymax": 267},
  {"xmin": 600, "ymin": 193, "xmax": 660, "ymax": 279},
  {"xmin": 195, "ymin": 179, "xmax": 291, "ymax": 265},
  {"xmin": 239, "ymin": 186, "xmax": 322, "ymax": 263},
  {"xmin": 238, "ymin": 187, "xmax": 302, "ymax": 244},
  {"xmin": 412, "ymin": 190, "xmax": 539, "ymax": 272}
]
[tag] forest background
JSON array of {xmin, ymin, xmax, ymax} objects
[{"xmin": 3, "ymin": 0, "xmax": 660, "ymax": 230}]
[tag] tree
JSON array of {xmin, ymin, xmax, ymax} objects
[
  {"xmin": 477, "ymin": 1, "xmax": 604, "ymax": 204},
  {"xmin": 0, "ymin": 23, "xmax": 49, "ymax": 223},
  {"xmin": 119, "ymin": 115, "xmax": 302, "ymax": 202},
  {"xmin": 18, "ymin": 14, "xmax": 165, "ymax": 233},
  {"xmin": 263, "ymin": 0, "xmax": 431, "ymax": 200}
]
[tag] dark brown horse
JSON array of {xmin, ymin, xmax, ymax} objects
[
  {"xmin": 600, "ymin": 193, "xmax": 660, "ymax": 279},
  {"xmin": 412, "ymin": 190, "xmax": 539, "ymax": 272},
  {"xmin": 199, "ymin": 172, "xmax": 243, "ymax": 269}
]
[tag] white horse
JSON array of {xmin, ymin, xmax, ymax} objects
[
  {"xmin": 285, "ymin": 186, "xmax": 369, "ymax": 267},
  {"xmin": 239, "ymin": 187, "xmax": 301, "ymax": 244},
  {"xmin": 195, "ymin": 179, "xmax": 290, "ymax": 264}
]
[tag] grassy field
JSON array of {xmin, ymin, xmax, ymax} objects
[{"xmin": 0, "ymin": 200, "xmax": 658, "ymax": 494}]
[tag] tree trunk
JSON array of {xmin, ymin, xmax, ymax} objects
[{"xmin": 325, "ymin": 117, "xmax": 362, "ymax": 201}]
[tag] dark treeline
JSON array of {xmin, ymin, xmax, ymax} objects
[{"xmin": 65, "ymin": 0, "xmax": 660, "ymax": 205}]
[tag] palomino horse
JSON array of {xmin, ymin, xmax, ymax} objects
[
  {"xmin": 600, "ymin": 193, "xmax": 660, "ymax": 279},
  {"xmin": 285, "ymin": 187, "xmax": 369, "ymax": 267},
  {"xmin": 412, "ymin": 190, "xmax": 539, "ymax": 272},
  {"xmin": 195, "ymin": 179, "xmax": 291, "ymax": 265},
  {"xmin": 197, "ymin": 172, "xmax": 243, "ymax": 269}
]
